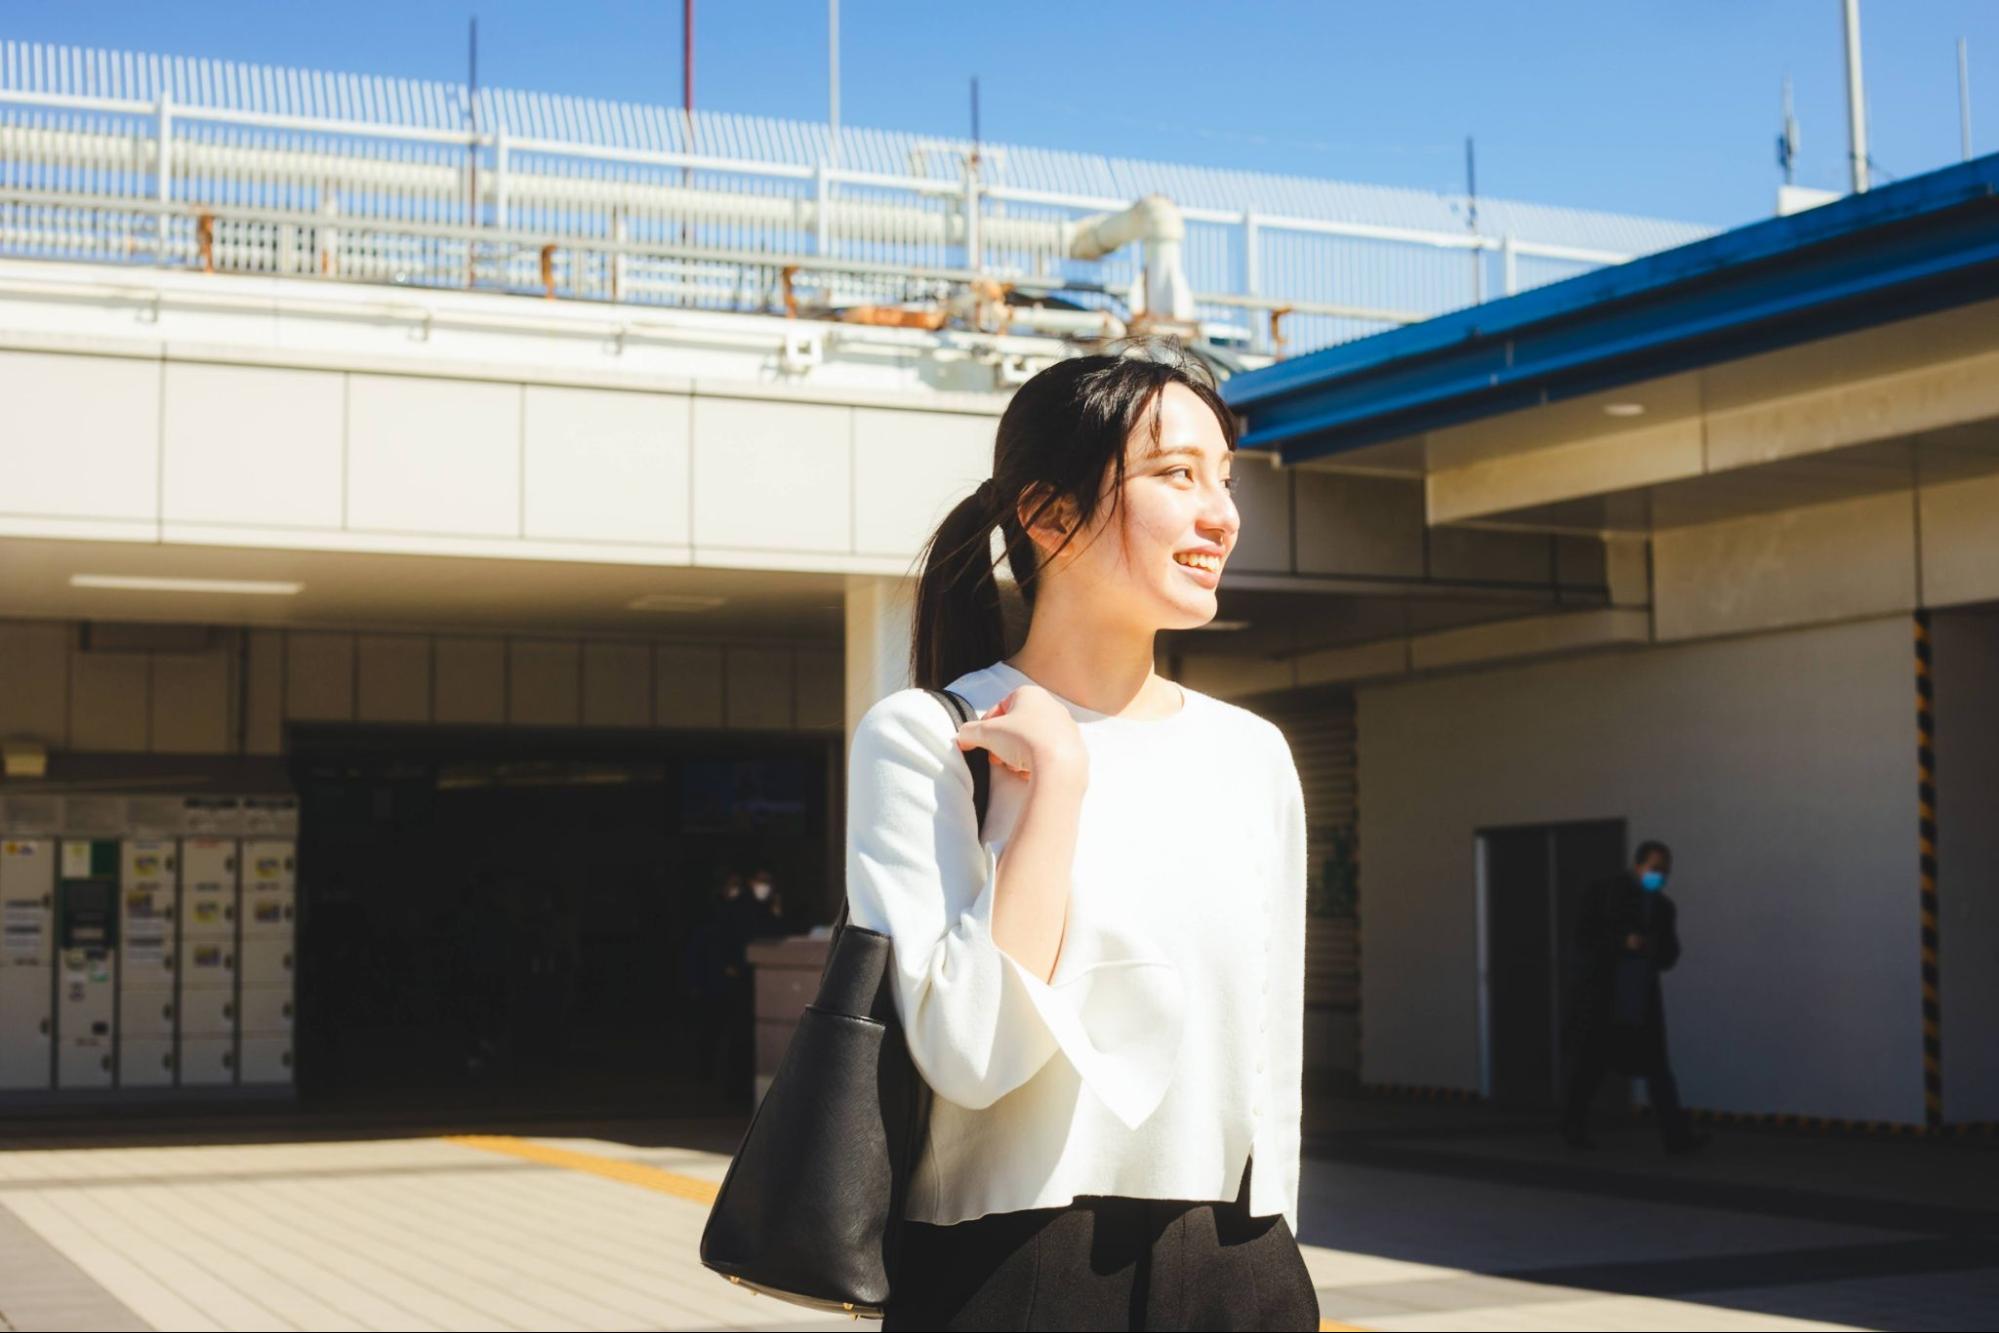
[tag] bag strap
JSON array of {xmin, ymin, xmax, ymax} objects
[{"xmin": 832, "ymin": 689, "xmax": 990, "ymax": 934}]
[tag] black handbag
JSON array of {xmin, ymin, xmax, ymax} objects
[{"xmin": 699, "ymin": 688, "xmax": 990, "ymax": 1317}]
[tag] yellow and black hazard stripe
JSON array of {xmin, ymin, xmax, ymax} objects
[{"xmin": 1916, "ymin": 610, "xmax": 1943, "ymax": 1130}]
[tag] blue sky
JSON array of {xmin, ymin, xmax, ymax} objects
[{"xmin": 6, "ymin": 1, "xmax": 1994, "ymax": 228}]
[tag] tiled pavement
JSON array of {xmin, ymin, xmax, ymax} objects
[{"xmin": 0, "ymin": 1103, "xmax": 1993, "ymax": 1331}]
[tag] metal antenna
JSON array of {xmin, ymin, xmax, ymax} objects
[
  {"xmin": 828, "ymin": 0, "xmax": 841, "ymax": 169},
  {"xmin": 1778, "ymin": 76, "xmax": 1800, "ymax": 185},
  {"xmin": 1843, "ymin": 0, "xmax": 1869, "ymax": 193},
  {"xmin": 1464, "ymin": 136, "xmax": 1482, "ymax": 302},
  {"xmin": 467, "ymin": 16, "xmax": 480, "ymax": 260},
  {"xmin": 1961, "ymin": 37, "xmax": 1975, "ymax": 161}
]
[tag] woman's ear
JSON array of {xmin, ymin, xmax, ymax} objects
[{"xmin": 1016, "ymin": 483, "xmax": 1076, "ymax": 558}]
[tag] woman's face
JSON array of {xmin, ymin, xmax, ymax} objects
[{"xmin": 1038, "ymin": 382, "xmax": 1239, "ymax": 630}]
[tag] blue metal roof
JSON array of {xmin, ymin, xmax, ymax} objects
[{"xmin": 1227, "ymin": 154, "xmax": 1999, "ymax": 461}]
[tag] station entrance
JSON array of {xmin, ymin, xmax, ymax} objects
[{"xmin": 289, "ymin": 725, "xmax": 838, "ymax": 1112}]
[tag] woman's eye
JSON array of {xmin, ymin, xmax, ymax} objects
[{"xmin": 1165, "ymin": 466, "xmax": 1234, "ymax": 491}]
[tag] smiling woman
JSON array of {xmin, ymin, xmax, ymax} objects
[{"xmin": 827, "ymin": 345, "xmax": 1320, "ymax": 1330}]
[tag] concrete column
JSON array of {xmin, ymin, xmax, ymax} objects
[{"xmin": 844, "ymin": 574, "xmax": 915, "ymax": 753}]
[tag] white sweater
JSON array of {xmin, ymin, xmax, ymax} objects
[{"xmin": 846, "ymin": 660, "xmax": 1306, "ymax": 1231}]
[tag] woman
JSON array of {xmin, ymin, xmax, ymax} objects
[{"xmin": 847, "ymin": 349, "xmax": 1317, "ymax": 1331}]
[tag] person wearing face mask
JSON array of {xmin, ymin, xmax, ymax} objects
[
  {"xmin": 746, "ymin": 867, "xmax": 786, "ymax": 937},
  {"xmin": 1561, "ymin": 840, "xmax": 1706, "ymax": 1154}
]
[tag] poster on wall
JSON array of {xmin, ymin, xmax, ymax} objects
[{"xmin": 679, "ymin": 758, "xmax": 810, "ymax": 836}]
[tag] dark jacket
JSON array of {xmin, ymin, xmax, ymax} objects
[{"xmin": 1570, "ymin": 871, "xmax": 1680, "ymax": 1072}]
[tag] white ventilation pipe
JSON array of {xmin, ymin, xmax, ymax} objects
[{"xmin": 1063, "ymin": 194, "xmax": 1195, "ymax": 322}]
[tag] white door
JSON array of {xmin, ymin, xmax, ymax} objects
[{"xmin": 0, "ymin": 965, "xmax": 51, "ymax": 1089}]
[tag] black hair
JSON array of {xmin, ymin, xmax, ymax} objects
[
  {"xmin": 1634, "ymin": 840, "xmax": 1673, "ymax": 867},
  {"xmin": 909, "ymin": 344, "xmax": 1237, "ymax": 691}
]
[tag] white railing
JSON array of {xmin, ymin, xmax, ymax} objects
[{"xmin": 0, "ymin": 84, "xmax": 1636, "ymax": 357}]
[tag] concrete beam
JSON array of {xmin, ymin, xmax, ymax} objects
[{"xmin": 1428, "ymin": 418, "xmax": 1703, "ymax": 526}]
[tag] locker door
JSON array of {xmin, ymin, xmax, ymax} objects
[
  {"xmin": 121, "ymin": 926, "xmax": 176, "ymax": 991},
  {"xmin": 179, "ymin": 988, "xmax": 236, "ymax": 1037},
  {"xmin": 181, "ymin": 838, "xmax": 238, "ymax": 938},
  {"xmin": 180, "ymin": 939, "xmax": 237, "ymax": 991},
  {"xmin": 240, "ymin": 941, "xmax": 293, "ymax": 990},
  {"xmin": 122, "ymin": 988, "xmax": 176, "ymax": 1040},
  {"xmin": 239, "ymin": 1036, "xmax": 292, "ymax": 1085},
  {"xmin": 56, "ymin": 1036, "xmax": 113, "ymax": 1089},
  {"xmin": 2, "ymin": 840, "xmax": 55, "ymax": 969},
  {"xmin": 239, "ymin": 987, "xmax": 293, "ymax": 1035},
  {"xmin": 179, "ymin": 1035, "xmax": 235, "ymax": 1087},
  {"xmin": 0, "ymin": 966, "xmax": 51, "ymax": 1090},
  {"xmin": 119, "ymin": 1036, "xmax": 175, "ymax": 1088},
  {"xmin": 0, "ymin": 840, "xmax": 56, "ymax": 1091}
]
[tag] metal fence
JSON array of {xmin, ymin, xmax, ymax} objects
[{"xmin": 0, "ymin": 41, "xmax": 1713, "ymax": 356}]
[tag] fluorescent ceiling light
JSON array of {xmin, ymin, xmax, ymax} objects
[
  {"xmin": 1192, "ymin": 619, "xmax": 1252, "ymax": 632},
  {"xmin": 1602, "ymin": 402, "xmax": 1646, "ymax": 417},
  {"xmin": 627, "ymin": 593, "xmax": 728, "ymax": 612},
  {"xmin": 70, "ymin": 574, "xmax": 304, "ymax": 596}
]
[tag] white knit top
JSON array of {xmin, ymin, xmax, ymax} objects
[{"xmin": 845, "ymin": 660, "xmax": 1306, "ymax": 1231}]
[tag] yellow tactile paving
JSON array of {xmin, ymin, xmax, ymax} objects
[{"xmin": 447, "ymin": 1134, "xmax": 724, "ymax": 1205}]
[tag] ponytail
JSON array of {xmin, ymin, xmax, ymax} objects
[{"xmin": 910, "ymin": 479, "xmax": 1008, "ymax": 691}]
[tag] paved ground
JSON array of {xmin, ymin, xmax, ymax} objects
[{"xmin": 0, "ymin": 1099, "xmax": 1992, "ymax": 1331}]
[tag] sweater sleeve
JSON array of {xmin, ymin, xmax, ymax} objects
[
  {"xmin": 845, "ymin": 689, "xmax": 1184, "ymax": 1128},
  {"xmin": 1258, "ymin": 723, "xmax": 1309, "ymax": 1233}
]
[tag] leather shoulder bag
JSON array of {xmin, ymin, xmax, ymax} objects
[{"xmin": 699, "ymin": 687, "xmax": 990, "ymax": 1317}]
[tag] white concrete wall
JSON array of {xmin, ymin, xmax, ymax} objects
[
  {"xmin": 0, "ymin": 347, "xmax": 996, "ymax": 577},
  {"xmin": 1356, "ymin": 616, "xmax": 1924, "ymax": 1123},
  {"xmin": 0, "ymin": 619, "xmax": 843, "ymax": 756},
  {"xmin": 1931, "ymin": 606, "xmax": 1999, "ymax": 1123}
]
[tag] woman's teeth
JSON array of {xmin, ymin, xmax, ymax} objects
[{"xmin": 1174, "ymin": 552, "xmax": 1222, "ymax": 573}]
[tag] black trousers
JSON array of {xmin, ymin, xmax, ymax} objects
[
  {"xmin": 883, "ymin": 1162, "xmax": 1318, "ymax": 1332},
  {"xmin": 1562, "ymin": 1029, "xmax": 1691, "ymax": 1147}
]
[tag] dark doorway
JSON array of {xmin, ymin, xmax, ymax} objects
[
  {"xmin": 1478, "ymin": 820, "xmax": 1626, "ymax": 1107},
  {"xmin": 288, "ymin": 725, "xmax": 836, "ymax": 1113}
]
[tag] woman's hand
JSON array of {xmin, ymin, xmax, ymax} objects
[{"xmin": 953, "ymin": 685, "xmax": 1088, "ymax": 785}]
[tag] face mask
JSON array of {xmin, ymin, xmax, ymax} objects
[
  {"xmin": 750, "ymin": 881, "xmax": 772, "ymax": 902},
  {"xmin": 1639, "ymin": 870, "xmax": 1666, "ymax": 892}
]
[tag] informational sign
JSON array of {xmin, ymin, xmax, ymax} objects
[
  {"xmin": 182, "ymin": 798, "xmax": 241, "ymax": 836},
  {"xmin": 2, "ymin": 900, "xmax": 44, "ymax": 960},
  {"xmin": 240, "ymin": 797, "xmax": 300, "ymax": 835},
  {"xmin": 60, "ymin": 841, "xmax": 93, "ymax": 879}
]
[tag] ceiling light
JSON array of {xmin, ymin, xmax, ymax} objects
[
  {"xmin": 627, "ymin": 593, "xmax": 729, "ymax": 613},
  {"xmin": 1192, "ymin": 619, "xmax": 1252, "ymax": 632},
  {"xmin": 1602, "ymin": 402, "xmax": 1646, "ymax": 418},
  {"xmin": 70, "ymin": 574, "xmax": 303, "ymax": 596}
]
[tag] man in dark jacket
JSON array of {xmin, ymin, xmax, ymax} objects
[{"xmin": 1561, "ymin": 840, "xmax": 1706, "ymax": 1153}]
